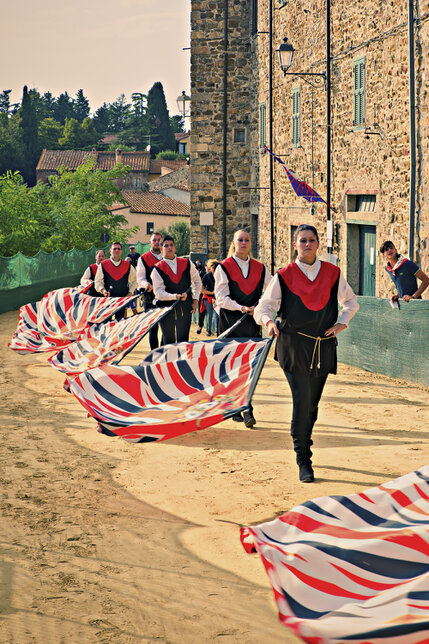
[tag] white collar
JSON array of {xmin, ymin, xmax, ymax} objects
[
  {"xmin": 110, "ymin": 258, "xmax": 122, "ymax": 266},
  {"xmin": 295, "ymin": 257, "xmax": 320, "ymax": 272},
  {"xmin": 151, "ymin": 250, "xmax": 162, "ymax": 260}
]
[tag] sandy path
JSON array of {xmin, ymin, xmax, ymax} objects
[{"xmin": 1, "ymin": 310, "xmax": 428, "ymax": 643}]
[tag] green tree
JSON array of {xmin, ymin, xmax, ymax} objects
[
  {"xmin": 156, "ymin": 150, "xmax": 180, "ymax": 160},
  {"xmin": 38, "ymin": 117, "xmax": 63, "ymax": 149},
  {"xmin": 19, "ymin": 86, "xmax": 39, "ymax": 185},
  {"xmin": 53, "ymin": 92, "xmax": 75, "ymax": 125},
  {"xmin": 108, "ymin": 94, "xmax": 131, "ymax": 132},
  {"xmin": 93, "ymin": 103, "xmax": 111, "ymax": 134},
  {"xmin": 0, "ymin": 113, "xmax": 26, "ymax": 176},
  {"xmin": 159, "ymin": 219, "xmax": 190, "ymax": 256},
  {"xmin": 147, "ymin": 82, "xmax": 175, "ymax": 156},
  {"xmin": 0, "ymin": 90, "xmax": 12, "ymax": 115},
  {"xmin": 170, "ymin": 114, "xmax": 185, "ymax": 134},
  {"xmin": 74, "ymin": 89, "xmax": 90, "ymax": 122},
  {"xmin": 58, "ymin": 117, "xmax": 99, "ymax": 149},
  {"xmin": 116, "ymin": 91, "xmax": 150, "ymax": 150}
]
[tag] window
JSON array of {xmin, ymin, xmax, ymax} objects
[
  {"xmin": 134, "ymin": 177, "xmax": 141, "ymax": 188},
  {"xmin": 251, "ymin": 213, "xmax": 259, "ymax": 257},
  {"xmin": 259, "ymin": 102, "xmax": 266, "ymax": 149},
  {"xmin": 178, "ymin": 142, "xmax": 187, "ymax": 155},
  {"xmin": 290, "ymin": 225, "xmax": 298, "ymax": 261},
  {"xmin": 146, "ymin": 222, "xmax": 154, "ymax": 235},
  {"xmin": 233, "ymin": 127, "xmax": 246, "ymax": 143},
  {"xmin": 347, "ymin": 194, "xmax": 376, "ymax": 212},
  {"xmin": 292, "ymin": 87, "xmax": 301, "ymax": 147},
  {"xmin": 353, "ymin": 57, "xmax": 365, "ymax": 127}
]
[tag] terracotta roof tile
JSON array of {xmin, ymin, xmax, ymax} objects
[
  {"xmin": 36, "ymin": 149, "xmax": 150, "ymax": 172},
  {"xmin": 149, "ymin": 159, "xmax": 188, "ymax": 174},
  {"xmin": 175, "ymin": 132, "xmax": 189, "ymax": 142},
  {"xmin": 121, "ymin": 190, "xmax": 190, "ymax": 216},
  {"xmin": 148, "ymin": 166, "xmax": 190, "ymax": 192}
]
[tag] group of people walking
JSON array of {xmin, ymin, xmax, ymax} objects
[{"xmin": 80, "ymin": 225, "xmax": 427, "ymax": 483}]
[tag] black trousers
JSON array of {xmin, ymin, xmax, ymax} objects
[
  {"xmin": 284, "ymin": 371, "xmax": 328, "ymax": 465},
  {"xmin": 159, "ymin": 303, "xmax": 192, "ymax": 346},
  {"xmin": 144, "ymin": 300, "xmax": 159, "ymax": 350}
]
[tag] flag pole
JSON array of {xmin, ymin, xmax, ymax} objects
[{"xmin": 217, "ymin": 313, "xmax": 249, "ymax": 339}]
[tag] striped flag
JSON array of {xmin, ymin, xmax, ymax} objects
[
  {"xmin": 8, "ymin": 301, "xmax": 60, "ymax": 353},
  {"xmin": 67, "ymin": 336, "xmax": 273, "ymax": 442},
  {"xmin": 263, "ymin": 145, "xmax": 331, "ymax": 207},
  {"xmin": 49, "ymin": 307, "xmax": 168, "ymax": 376},
  {"xmin": 36, "ymin": 287, "xmax": 137, "ymax": 341},
  {"xmin": 241, "ymin": 466, "xmax": 429, "ymax": 643}
]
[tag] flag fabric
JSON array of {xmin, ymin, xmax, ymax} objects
[
  {"xmin": 67, "ymin": 336, "xmax": 273, "ymax": 442},
  {"xmin": 36, "ymin": 287, "xmax": 137, "ymax": 342},
  {"xmin": 263, "ymin": 145, "xmax": 331, "ymax": 207},
  {"xmin": 240, "ymin": 466, "xmax": 429, "ymax": 644},
  {"xmin": 8, "ymin": 302, "xmax": 59, "ymax": 353},
  {"xmin": 49, "ymin": 307, "xmax": 168, "ymax": 376}
]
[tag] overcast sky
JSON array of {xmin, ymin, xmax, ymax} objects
[{"xmin": 2, "ymin": 0, "xmax": 191, "ymax": 116}]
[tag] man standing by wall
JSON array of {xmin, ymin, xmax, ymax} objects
[
  {"xmin": 136, "ymin": 232, "xmax": 163, "ymax": 349},
  {"xmin": 126, "ymin": 244, "xmax": 141, "ymax": 268}
]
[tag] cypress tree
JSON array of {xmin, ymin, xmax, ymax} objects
[
  {"xmin": 20, "ymin": 85, "xmax": 39, "ymax": 185},
  {"xmin": 147, "ymin": 82, "xmax": 175, "ymax": 156}
]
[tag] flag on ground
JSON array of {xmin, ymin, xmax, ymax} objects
[
  {"xmin": 241, "ymin": 466, "xmax": 429, "ymax": 644},
  {"xmin": 67, "ymin": 336, "xmax": 273, "ymax": 442},
  {"xmin": 263, "ymin": 145, "xmax": 331, "ymax": 207},
  {"xmin": 49, "ymin": 307, "xmax": 168, "ymax": 376},
  {"xmin": 8, "ymin": 301, "xmax": 61, "ymax": 353}
]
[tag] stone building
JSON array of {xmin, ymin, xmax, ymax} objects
[
  {"xmin": 190, "ymin": 0, "xmax": 260, "ymax": 260},
  {"xmin": 190, "ymin": 0, "xmax": 428, "ymax": 298}
]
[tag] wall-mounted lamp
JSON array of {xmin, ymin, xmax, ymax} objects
[
  {"xmin": 276, "ymin": 37, "xmax": 326, "ymax": 89},
  {"xmin": 176, "ymin": 91, "xmax": 191, "ymax": 117}
]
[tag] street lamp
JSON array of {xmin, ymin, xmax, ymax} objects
[
  {"xmin": 276, "ymin": 33, "xmax": 332, "ymax": 253},
  {"xmin": 176, "ymin": 91, "xmax": 191, "ymax": 117}
]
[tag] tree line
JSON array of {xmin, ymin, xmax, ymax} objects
[{"xmin": 0, "ymin": 82, "xmax": 185, "ymax": 186}]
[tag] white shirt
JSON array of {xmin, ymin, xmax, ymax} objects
[
  {"xmin": 94, "ymin": 259, "xmax": 137, "ymax": 295},
  {"xmin": 152, "ymin": 257, "xmax": 202, "ymax": 302},
  {"xmin": 80, "ymin": 266, "xmax": 93, "ymax": 285},
  {"xmin": 254, "ymin": 258, "xmax": 359, "ymax": 328},
  {"xmin": 214, "ymin": 255, "xmax": 272, "ymax": 313},
  {"xmin": 136, "ymin": 250, "xmax": 163, "ymax": 289}
]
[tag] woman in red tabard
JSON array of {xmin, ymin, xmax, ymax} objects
[
  {"xmin": 254, "ymin": 225, "xmax": 359, "ymax": 483},
  {"xmin": 214, "ymin": 229, "xmax": 272, "ymax": 427}
]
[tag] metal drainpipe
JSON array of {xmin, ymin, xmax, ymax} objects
[
  {"xmin": 408, "ymin": 0, "xmax": 416, "ymax": 260},
  {"xmin": 222, "ymin": 0, "xmax": 228, "ymax": 258},
  {"xmin": 269, "ymin": 0, "xmax": 275, "ymax": 274},
  {"xmin": 326, "ymin": 0, "xmax": 332, "ymax": 253}
]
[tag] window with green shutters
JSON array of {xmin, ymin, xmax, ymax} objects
[
  {"xmin": 292, "ymin": 87, "xmax": 301, "ymax": 147},
  {"xmin": 259, "ymin": 102, "xmax": 266, "ymax": 148},
  {"xmin": 353, "ymin": 57, "xmax": 366, "ymax": 127}
]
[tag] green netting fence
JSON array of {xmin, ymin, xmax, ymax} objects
[{"xmin": 0, "ymin": 242, "xmax": 150, "ymax": 314}]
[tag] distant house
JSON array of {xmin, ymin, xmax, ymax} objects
[
  {"xmin": 148, "ymin": 158, "xmax": 188, "ymax": 183},
  {"xmin": 112, "ymin": 189, "xmax": 190, "ymax": 243},
  {"xmin": 36, "ymin": 149, "xmax": 150, "ymax": 189},
  {"xmin": 148, "ymin": 166, "xmax": 190, "ymax": 205},
  {"xmin": 175, "ymin": 131, "xmax": 191, "ymax": 156}
]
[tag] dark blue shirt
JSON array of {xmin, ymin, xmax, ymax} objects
[{"xmin": 385, "ymin": 258, "xmax": 420, "ymax": 297}]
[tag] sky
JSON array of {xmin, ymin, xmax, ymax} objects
[{"xmin": 2, "ymin": 0, "xmax": 191, "ymax": 116}]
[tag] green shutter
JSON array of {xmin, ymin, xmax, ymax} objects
[
  {"xmin": 292, "ymin": 87, "xmax": 301, "ymax": 147},
  {"xmin": 353, "ymin": 57, "xmax": 365, "ymax": 127},
  {"xmin": 259, "ymin": 102, "xmax": 266, "ymax": 148}
]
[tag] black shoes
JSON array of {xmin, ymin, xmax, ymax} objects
[
  {"xmin": 196, "ymin": 327, "xmax": 202, "ymax": 334},
  {"xmin": 243, "ymin": 410, "xmax": 256, "ymax": 428},
  {"xmin": 299, "ymin": 462, "xmax": 314, "ymax": 483},
  {"xmin": 232, "ymin": 413, "xmax": 244, "ymax": 423}
]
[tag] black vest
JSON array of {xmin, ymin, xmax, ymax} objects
[
  {"xmin": 141, "ymin": 251, "xmax": 161, "ymax": 304},
  {"xmin": 154, "ymin": 257, "xmax": 192, "ymax": 312},
  {"xmin": 276, "ymin": 262, "xmax": 340, "ymax": 376},
  {"xmin": 101, "ymin": 260, "xmax": 130, "ymax": 297}
]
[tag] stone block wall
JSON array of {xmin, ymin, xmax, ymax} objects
[
  {"xmin": 190, "ymin": 0, "xmax": 259, "ymax": 260},
  {"xmin": 256, "ymin": 0, "xmax": 428, "ymax": 297}
]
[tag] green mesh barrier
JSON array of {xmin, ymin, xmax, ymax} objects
[
  {"xmin": 337, "ymin": 297, "xmax": 428, "ymax": 386},
  {"xmin": 0, "ymin": 242, "xmax": 150, "ymax": 314}
]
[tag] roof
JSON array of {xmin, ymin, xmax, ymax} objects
[
  {"xmin": 149, "ymin": 158, "xmax": 188, "ymax": 175},
  {"xmin": 36, "ymin": 149, "xmax": 150, "ymax": 172},
  {"xmin": 120, "ymin": 190, "xmax": 190, "ymax": 216},
  {"xmin": 175, "ymin": 132, "xmax": 190, "ymax": 142},
  {"xmin": 148, "ymin": 166, "xmax": 190, "ymax": 193}
]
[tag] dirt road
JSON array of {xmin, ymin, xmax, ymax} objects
[{"xmin": 1, "ymin": 310, "xmax": 428, "ymax": 643}]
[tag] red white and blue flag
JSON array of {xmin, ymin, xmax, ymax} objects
[
  {"xmin": 241, "ymin": 466, "xmax": 429, "ymax": 643},
  {"xmin": 263, "ymin": 145, "xmax": 331, "ymax": 207},
  {"xmin": 67, "ymin": 336, "xmax": 273, "ymax": 442},
  {"xmin": 49, "ymin": 307, "xmax": 168, "ymax": 376},
  {"xmin": 9, "ymin": 287, "xmax": 138, "ymax": 354}
]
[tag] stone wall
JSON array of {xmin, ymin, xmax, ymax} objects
[
  {"xmin": 255, "ymin": 0, "xmax": 428, "ymax": 297},
  {"xmin": 190, "ymin": 0, "xmax": 259, "ymax": 260}
]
